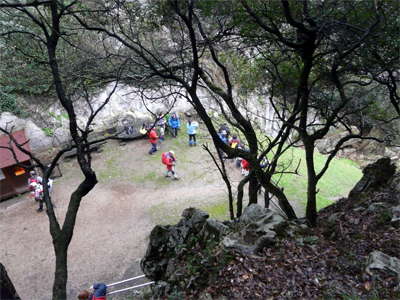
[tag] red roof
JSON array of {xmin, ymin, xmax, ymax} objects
[{"xmin": 0, "ymin": 130, "xmax": 31, "ymax": 169}]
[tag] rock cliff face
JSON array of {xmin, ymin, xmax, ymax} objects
[
  {"xmin": 0, "ymin": 84, "xmax": 193, "ymax": 154},
  {"xmin": 140, "ymin": 158, "xmax": 400, "ymax": 299},
  {"xmin": 315, "ymin": 128, "xmax": 399, "ymax": 167},
  {"xmin": 0, "ymin": 84, "xmax": 286, "ymax": 155}
]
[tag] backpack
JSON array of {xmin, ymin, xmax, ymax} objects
[
  {"xmin": 161, "ymin": 152, "xmax": 169, "ymax": 165},
  {"xmin": 28, "ymin": 178, "xmax": 38, "ymax": 191}
]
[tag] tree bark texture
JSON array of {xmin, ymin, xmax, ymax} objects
[
  {"xmin": 0, "ymin": 263, "xmax": 20, "ymax": 300},
  {"xmin": 304, "ymin": 141, "xmax": 318, "ymax": 226},
  {"xmin": 248, "ymin": 172, "xmax": 259, "ymax": 204},
  {"xmin": 237, "ymin": 175, "xmax": 250, "ymax": 218},
  {"xmin": 52, "ymin": 245, "xmax": 68, "ymax": 300}
]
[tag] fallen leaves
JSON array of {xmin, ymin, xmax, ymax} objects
[{"xmin": 199, "ymin": 188, "xmax": 400, "ymax": 299}]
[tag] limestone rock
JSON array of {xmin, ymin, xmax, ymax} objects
[
  {"xmin": 240, "ymin": 204, "xmax": 271, "ymax": 224},
  {"xmin": 203, "ymin": 219, "xmax": 230, "ymax": 239},
  {"xmin": 349, "ymin": 157, "xmax": 396, "ymax": 200},
  {"xmin": 221, "ymin": 235, "xmax": 255, "ymax": 255},
  {"xmin": 141, "ymin": 208, "xmax": 210, "ymax": 281},
  {"xmin": 368, "ymin": 202, "xmax": 388, "ymax": 212},
  {"xmin": 24, "ymin": 120, "xmax": 54, "ymax": 151},
  {"xmin": 0, "ymin": 112, "xmax": 69, "ymax": 152},
  {"xmin": 223, "ymin": 204, "xmax": 287, "ymax": 255},
  {"xmin": 391, "ymin": 206, "xmax": 400, "ymax": 228},
  {"xmin": 366, "ymin": 251, "xmax": 400, "ymax": 283},
  {"xmin": 0, "ymin": 112, "xmax": 25, "ymax": 131},
  {"xmin": 315, "ymin": 129, "xmax": 359, "ymax": 155}
]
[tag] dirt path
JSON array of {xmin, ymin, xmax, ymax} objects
[{"xmin": 0, "ymin": 135, "xmax": 303, "ymax": 299}]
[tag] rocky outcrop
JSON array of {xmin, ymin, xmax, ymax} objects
[
  {"xmin": 222, "ymin": 205, "xmax": 288, "ymax": 255},
  {"xmin": 141, "ymin": 208, "xmax": 219, "ymax": 281},
  {"xmin": 140, "ymin": 158, "xmax": 400, "ymax": 299},
  {"xmin": 0, "ymin": 83, "xmax": 193, "ymax": 154},
  {"xmin": 0, "ymin": 112, "xmax": 64, "ymax": 152},
  {"xmin": 140, "ymin": 204, "xmax": 307, "ymax": 298},
  {"xmin": 315, "ymin": 128, "xmax": 400, "ymax": 167},
  {"xmin": 349, "ymin": 157, "xmax": 396, "ymax": 200},
  {"xmin": 0, "ymin": 263, "xmax": 20, "ymax": 300}
]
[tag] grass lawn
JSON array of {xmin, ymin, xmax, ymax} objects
[
  {"xmin": 96, "ymin": 126, "xmax": 362, "ymax": 221},
  {"xmin": 274, "ymin": 147, "xmax": 362, "ymax": 210}
]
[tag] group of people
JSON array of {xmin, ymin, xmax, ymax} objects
[
  {"xmin": 143, "ymin": 114, "xmax": 256, "ymax": 179},
  {"xmin": 141, "ymin": 112, "xmax": 200, "ymax": 179},
  {"xmin": 75, "ymin": 118, "xmax": 260, "ymax": 297},
  {"xmin": 28, "ymin": 170, "xmax": 53, "ymax": 212},
  {"xmin": 144, "ymin": 112, "xmax": 199, "ymax": 151},
  {"xmin": 216, "ymin": 123, "xmax": 256, "ymax": 176}
]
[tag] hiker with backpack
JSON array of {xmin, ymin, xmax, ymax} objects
[
  {"xmin": 168, "ymin": 113, "xmax": 181, "ymax": 137},
  {"xmin": 147, "ymin": 126, "xmax": 158, "ymax": 155},
  {"xmin": 241, "ymin": 159, "xmax": 250, "ymax": 176},
  {"xmin": 161, "ymin": 150, "xmax": 179, "ymax": 179}
]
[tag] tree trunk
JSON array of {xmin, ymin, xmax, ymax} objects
[
  {"xmin": 227, "ymin": 183, "xmax": 235, "ymax": 220},
  {"xmin": 52, "ymin": 243, "xmax": 68, "ymax": 300},
  {"xmin": 264, "ymin": 190, "xmax": 270, "ymax": 209},
  {"xmin": 304, "ymin": 141, "xmax": 318, "ymax": 226},
  {"xmin": 248, "ymin": 172, "xmax": 258, "ymax": 204},
  {"xmin": 236, "ymin": 175, "xmax": 250, "ymax": 218},
  {"xmin": 265, "ymin": 182, "xmax": 297, "ymax": 219},
  {"xmin": 0, "ymin": 263, "xmax": 20, "ymax": 300}
]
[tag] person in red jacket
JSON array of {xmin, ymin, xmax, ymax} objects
[
  {"xmin": 162, "ymin": 150, "xmax": 178, "ymax": 179},
  {"xmin": 241, "ymin": 159, "xmax": 250, "ymax": 176},
  {"xmin": 147, "ymin": 126, "xmax": 158, "ymax": 155}
]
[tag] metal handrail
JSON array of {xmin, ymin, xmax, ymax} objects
[
  {"xmin": 107, "ymin": 281, "xmax": 155, "ymax": 295},
  {"xmin": 106, "ymin": 275, "xmax": 146, "ymax": 288}
]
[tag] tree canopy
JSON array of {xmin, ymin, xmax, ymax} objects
[{"xmin": 0, "ymin": 1, "xmax": 399, "ymax": 298}]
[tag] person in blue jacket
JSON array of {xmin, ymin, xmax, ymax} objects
[
  {"xmin": 78, "ymin": 283, "xmax": 107, "ymax": 300},
  {"xmin": 168, "ymin": 113, "xmax": 181, "ymax": 137},
  {"xmin": 186, "ymin": 118, "xmax": 199, "ymax": 146}
]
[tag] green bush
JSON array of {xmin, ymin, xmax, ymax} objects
[{"xmin": 0, "ymin": 87, "xmax": 25, "ymax": 117}]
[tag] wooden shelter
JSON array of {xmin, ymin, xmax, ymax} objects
[{"xmin": 0, "ymin": 130, "xmax": 32, "ymax": 201}]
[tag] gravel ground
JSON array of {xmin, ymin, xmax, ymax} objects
[
  {"xmin": 0, "ymin": 135, "xmax": 303, "ymax": 299},
  {"xmin": 0, "ymin": 136, "xmax": 229, "ymax": 299}
]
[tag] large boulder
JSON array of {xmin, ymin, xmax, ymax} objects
[
  {"xmin": 0, "ymin": 263, "xmax": 20, "ymax": 300},
  {"xmin": 222, "ymin": 204, "xmax": 287, "ymax": 255},
  {"xmin": 239, "ymin": 204, "xmax": 271, "ymax": 224},
  {"xmin": 0, "ymin": 112, "xmax": 70, "ymax": 152},
  {"xmin": 349, "ymin": 157, "xmax": 396, "ymax": 200},
  {"xmin": 141, "ymin": 208, "xmax": 228, "ymax": 281}
]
